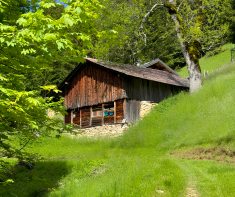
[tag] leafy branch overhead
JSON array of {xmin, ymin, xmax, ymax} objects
[{"xmin": 0, "ymin": 0, "xmax": 102, "ymax": 177}]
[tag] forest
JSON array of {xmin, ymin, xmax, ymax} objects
[{"xmin": 1, "ymin": 0, "xmax": 235, "ymax": 196}]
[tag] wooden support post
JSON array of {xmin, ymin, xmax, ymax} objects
[
  {"xmin": 114, "ymin": 101, "xmax": 116, "ymax": 124},
  {"xmin": 90, "ymin": 106, "xmax": 92, "ymax": 126},
  {"xmin": 71, "ymin": 110, "xmax": 73, "ymax": 124},
  {"xmin": 63, "ymin": 114, "xmax": 65, "ymax": 125},
  {"xmin": 80, "ymin": 109, "xmax": 82, "ymax": 129},
  {"xmin": 123, "ymin": 99, "xmax": 126, "ymax": 120},
  {"xmin": 102, "ymin": 104, "xmax": 104, "ymax": 125}
]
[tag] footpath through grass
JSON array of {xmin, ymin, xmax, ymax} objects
[{"xmin": 2, "ymin": 53, "xmax": 235, "ymax": 196}]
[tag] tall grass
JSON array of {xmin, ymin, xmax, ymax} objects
[{"xmin": 118, "ymin": 62, "xmax": 235, "ymax": 151}]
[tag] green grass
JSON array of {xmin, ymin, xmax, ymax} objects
[
  {"xmin": 2, "ymin": 51, "xmax": 235, "ymax": 196},
  {"xmin": 178, "ymin": 43, "xmax": 233, "ymax": 78}
]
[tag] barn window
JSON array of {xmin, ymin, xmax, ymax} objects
[
  {"xmin": 92, "ymin": 109, "xmax": 102, "ymax": 117},
  {"xmin": 91, "ymin": 106, "xmax": 102, "ymax": 126},
  {"xmin": 104, "ymin": 103, "xmax": 114, "ymax": 116}
]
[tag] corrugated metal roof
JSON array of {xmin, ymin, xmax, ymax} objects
[{"xmin": 59, "ymin": 58, "xmax": 189, "ymax": 90}]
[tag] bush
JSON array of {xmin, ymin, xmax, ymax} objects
[{"xmin": 205, "ymin": 47, "xmax": 228, "ymax": 58}]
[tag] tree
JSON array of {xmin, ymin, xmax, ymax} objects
[
  {"xmin": 0, "ymin": 0, "xmax": 102, "ymax": 180},
  {"xmin": 142, "ymin": 0, "xmax": 229, "ymax": 92},
  {"xmin": 141, "ymin": 5, "xmax": 186, "ymax": 69},
  {"xmin": 227, "ymin": 0, "xmax": 235, "ymax": 43}
]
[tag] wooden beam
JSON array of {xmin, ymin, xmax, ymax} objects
[
  {"xmin": 80, "ymin": 109, "xmax": 82, "ymax": 129},
  {"xmin": 63, "ymin": 115, "xmax": 65, "ymax": 125},
  {"xmin": 114, "ymin": 101, "xmax": 116, "ymax": 124},
  {"xmin": 71, "ymin": 110, "xmax": 73, "ymax": 124},
  {"xmin": 123, "ymin": 99, "xmax": 126, "ymax": 120},
  {"xmin": 90, "ymin": 106, "xmax": 92, "ymax": 126},
  {"xmin": 102, "ymin": 104, "xmax": 104, "ymax": 125}
]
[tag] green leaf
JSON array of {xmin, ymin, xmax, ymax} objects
[
  {"xmin": 63, "ymin": 14, "xmax": 74, "ymax": 26},
  {"xmin": 41, "ymin": 2, "xmax": 56, "ymax": 9},
  {"xmin": 65, "ymin": 5, "xmax": 72, "ymax": 12},
  {"xmin": 56, "ymin": 40, "xmax": 64, "ymax": 50},
  {"xmin": 44, "ymin": 34, "xmax": 57, "ymax": 41},
  {"xmin": 74, "ymin": 7, "xmax": 82, "ymax": 15},
  {"xmin": 40, "ymin": 85, "xmax": 61, "ymax": 93},
  {"xmin": 0, "ymin": 37, "xmax": 5, "ymax": 43},
  {"xmin": 17, "ymin": 17, "xmax": 27, "ymax": 26}
]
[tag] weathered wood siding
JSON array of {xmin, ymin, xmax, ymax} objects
[
  {"xmin": 124, "ymin": 76, "xmax": 178, "ymax": 103},
  {"xmin": 124, "ymin": 99, "xmax": 140, "ymax": 124},
  {"xmin": 116, "ymin": 100, "xmax": 124, "ymax": 123},
  {"xmin": 73, "ymin": 110, "xmax": 80, "ymax": 125},
  {"xmin": 65, "ymin": 99, "xmax": 125, "ymax": 127},
  {"xmin": 64, "ymin": 63, "xmax": 126, "ymax": 109},
  {"xmin": 63, "ymin": 62, "xmax": 185, "ymax": 126},
  {"xmin": 81, "ymin": 107, "xmax": 90, "ymax": 127}
]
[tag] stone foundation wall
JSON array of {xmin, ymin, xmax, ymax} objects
[
  {"xmin": 73, "ymin": 124, "xmax": 129, "ymax": 138},
  {"xmin": 70, "ymin": 101, "xmax": 157, "ymax": 138},
  {"xmin": 140, "ymin": 101, "xmax": 158, "ymax": 118}
]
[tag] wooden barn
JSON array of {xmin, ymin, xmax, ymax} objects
[{"xmin": 59, "ymin": 58, "xmax": 189, "ymax": 128}]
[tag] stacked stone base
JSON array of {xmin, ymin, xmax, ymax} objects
[
  {"xmin": 140, "ymin": 101, "xmax": 158, "ymax": 118},
  {"xmin": 73, "ymin": 124, "xmax": 129, "ymax": 138},
  {"xmin": 69, "ymin": 101, "xmax": 157, "ymax": 138}
]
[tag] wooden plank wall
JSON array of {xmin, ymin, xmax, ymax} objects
[
  {"xmin": 73, "ymin": 110, "xmax": 80, "ymax": 125},
  {"xmin": 64, "ymin": 63, "xmax": 126, "ymax": 110},
  {"xmin": 65, "ymin": 99, "xmax": 125, "ymax": 127},
  {"xmin": 116, "ymin": 100, "xmax": 124, "ymax": 123},
  {"xmin": 81, "ymin": 107, "xmax": 90, "ymax": 127},
  {"xmin": 124, "ymin": 99, "xmax": 140, "ymax": 124},
  {"xmin": 104, "ymin": 102, "xmax": 114, "ymax": 124},
  {"xmin": 124, "ymin": 76, "xmax": 173, "ymax": 103},
  {"xmin": 65, "ymin": 110, "xmax": 71, "ymax": 124}
]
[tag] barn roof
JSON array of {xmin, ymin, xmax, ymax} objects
[
  {"xmin": 59, "ymin": 58, "xmax": 189, "ymax": 90},
  {"xmin": 139, "ymin": 58, "xmax": 181, "ymax": 76}
]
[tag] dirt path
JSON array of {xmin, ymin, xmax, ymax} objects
[{"xmin": 186, "ymin": 180, "xmax": 199, "ymax": 197}]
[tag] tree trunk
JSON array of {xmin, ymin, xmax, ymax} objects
[{"xmin": 167, "ymin": 0, "xmax": 202, "ymax": 93}]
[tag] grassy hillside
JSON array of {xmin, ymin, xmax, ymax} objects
[
  {"xmin": 178, "ymin": 43, "xmax": 233, "ymax": 78},
  {"xmin": 2, "ymin": 55, "xmax": 235, "ymax": 196}
]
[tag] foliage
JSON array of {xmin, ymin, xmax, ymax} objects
[
  {"xmin": 89, "ymin": 0, "xmax": 185, "ymax": 68},
  {"xmin": 142, "ymin": 6, "xmax": 185, "ymax": 69},
  {"xmin": 0, "ymin": 0, "xmax": 102, "ymax": 180},
  {"xmin": 89, "ymin": 0, "xmax": 229, "ymax": 72},
  {"xmin": 205, "ymin": 46, "xmax": 228, "ymax": 58},
  {"xmin": 44, "ymin": 2, "xmax": 64, "ymax": 20},
  {"xmin": 164, "ymin": 0, "xmax": 229, "ymax": 52},
  {"xmin": 227, "ymin": 0, "xmax": 235, "ymax": 43}
]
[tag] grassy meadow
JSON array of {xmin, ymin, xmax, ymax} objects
[{"xmin": 2, "ymin": 45, "xmax": 235, "ymax": 196}]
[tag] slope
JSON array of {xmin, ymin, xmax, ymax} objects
[{"xmin": 2, "ymin": 52, "xmax": 235, "ymax": 197}]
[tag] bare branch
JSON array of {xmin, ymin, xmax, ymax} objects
[{"xmin": 139, "ymin": 3, "xmax": 164, "ymax": 31}]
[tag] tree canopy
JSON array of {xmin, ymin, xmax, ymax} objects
[{"xmin": 0, "ymin": 0, "xmax": 102, "ymax": 176}]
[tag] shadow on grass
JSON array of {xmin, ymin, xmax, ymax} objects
[{"xmin": 0, "ymin": 160, "xmax": 70, "ymax": 197}]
